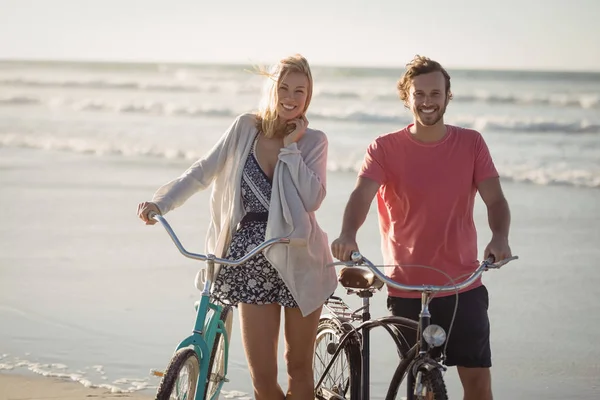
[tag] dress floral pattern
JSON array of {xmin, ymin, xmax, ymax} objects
[{"xmin": 212, "ymin": 135, "xmax": 298, "ymax": 308}]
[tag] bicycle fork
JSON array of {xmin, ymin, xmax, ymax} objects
[
  {"xmin": 415, "ymin": 291, "xmax": 432, "ymax": 397},
  {"xmin": 408, "ymin": 291, "xmax": 442, "ymax": 399}
]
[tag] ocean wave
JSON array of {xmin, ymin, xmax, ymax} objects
[
  {"xmin": 311, "ymin": 110, "xmax": 408, "ymax": 124},
  {"xmin": 2, "ymin": 133, "xmax": 599, "ymax": 189},
  {"xmin": 1, "ymin": 95, "xmax": 599, "ymax": 134},
  {"xmin": 0, "ymin": 95, "xmax": 42, "ymax": 105},
  {"xmin": 456, "ymin": 93, "xmax": 600, "ymax": 109},
  {"xmin": 373, "ymin": 92, "xmax": 600, "ymax": 109},
  {"xmin": 465, "ymin": 118, "xmax": 600, "ymax": 134},
  {"xmin": 0, "ymin": 78, "xmax": 222, "ymax": 93},
  {"xmin": 312, "ymin": 111, "xmax": 600, "ymax": 134},
  {"xmin": 113, "ymin": 102, "xmax": 235, "ymax": 118},
  {"xmin": 0, "ymin": 354, "xmax": 251, "ymax": 398},
  {"xmin": 498, "ymin": 166, "xmax": 600, "ymax": 188},
  {"xmin": 0, "ymin": 355, "xmax": 151, "ymax": 394},
  {"xmin": 314, "ymin": 89, "xmax": 361, "ymax": 99},
  {"xmin": 2, "ymin": 77, "xmax": 598, "ymax": 110},
  {"xmin": 0, "ymin": 95, "xmax": 239, "ymax": 118}
]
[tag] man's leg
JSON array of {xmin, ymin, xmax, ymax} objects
[
  {"xmin": 387, "ymin": 296, "xmax": 421, "ymax": 352},
  {"xmin": 457, "ymin": 367, "xmax": 492, "ymax": 400},
  {"xmin": 432, "ymin": 285, "xmax": 493, "ymax": 400}
]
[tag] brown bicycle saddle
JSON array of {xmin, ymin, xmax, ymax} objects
[{"xmin": 338, "ymin": 267, "xmax": 384, "ymax": 290}]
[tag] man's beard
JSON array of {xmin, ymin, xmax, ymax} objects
[{"xmin": 416, "ymin": 103, "xmax": 447, "ymax": 127}]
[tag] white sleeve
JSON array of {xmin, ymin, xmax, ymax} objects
[
  {"xmin": 277, "ymin": 131, "xmax": 328, "ymax": 212},
  {"xmin": 151, "ymin": 116, "xmax": 241, "ymax": 214}
]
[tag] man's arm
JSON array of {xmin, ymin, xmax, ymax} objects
[
  {"xmin": 477, "ymin": 177, "xmax": 512, "ymax": 260},
  {"xmin": 331, "ymin": 177, "xmax": 380, "ymax": 260}
]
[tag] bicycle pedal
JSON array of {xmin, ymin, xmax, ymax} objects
[{"xmin": 150, "ymin": 369, "xmax": 165, "ymax": 377}]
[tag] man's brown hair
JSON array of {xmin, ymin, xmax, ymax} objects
[{"xmin": 397, "ymin": 55, "xmax": 452, "ymax": 106}]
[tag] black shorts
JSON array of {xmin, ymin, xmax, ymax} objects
[{"xmin": 387, "ymin": 285, "xmax": 491, "ymax": 368}]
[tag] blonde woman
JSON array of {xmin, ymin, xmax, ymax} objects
[{"xmin": 137, "ymin": 54, "xmax": 336, "ymax": 400}]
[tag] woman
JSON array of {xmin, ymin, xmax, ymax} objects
[{"xmin": 137, "ymin": 54, "xmax": 337, "ymax": 400}]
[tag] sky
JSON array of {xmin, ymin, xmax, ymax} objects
[{"xmin": 1, "ymin": 0, "xmax": 599, "ymax": 72}]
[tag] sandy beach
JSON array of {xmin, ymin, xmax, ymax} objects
[
  {"xmin": 1, "ymin": 146, "xmax": 599, "ymax": 399},
  {"xmin": 0, "ymin": 373, "xmax": 151, "ymax": 400}
]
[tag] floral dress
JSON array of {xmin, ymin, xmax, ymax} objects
[{"xmin": 212, "ymin": 135, "xmax": 298, "ymax": 308}]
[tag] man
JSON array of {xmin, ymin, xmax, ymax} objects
[{"xmin": 331, "ymin": 55, "xmax": 512, "ymax": 400}]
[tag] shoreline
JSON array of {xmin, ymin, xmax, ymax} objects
[{"xmin": 0, "ymin": 372, "xmax": 152, "ymax": 400}]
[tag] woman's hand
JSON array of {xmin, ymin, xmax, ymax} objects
[
  {"xmin": 283, "ymin": 115, "xmax": 308, "ymax": 147},
  {"xmin": 137, "ymin": 201, "xmax": 161, "ymax": 225}
]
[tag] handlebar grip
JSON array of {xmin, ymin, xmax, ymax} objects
[{"xmin": 492, "ymin": 255, "xmax": 519, "ymax": 268}]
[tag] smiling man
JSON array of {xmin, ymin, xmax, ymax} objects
[{"xmin": 331, "ymin": 55, "xmax": 512, "ymax": 400}]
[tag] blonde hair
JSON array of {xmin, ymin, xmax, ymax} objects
[
  {"xmin": 254, "ymin": 54, "xmax": 313, "ymax": 138},
  {"xmin": 397, "ymin": 55, "xmax": 452, "ymax": 107}
]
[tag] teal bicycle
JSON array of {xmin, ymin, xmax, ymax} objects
[{"xmin": 149, "ymin": 213, "xmax": 291, "ymax": 400}]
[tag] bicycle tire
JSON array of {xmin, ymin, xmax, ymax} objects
[
  {"xmin": 156, "ymin": 347, "xmax": 200, "ymax": 400},
  {"xmin": 204, "ymin": 305, "xmax": 232, "ymax": 400},
  {"xmin": 386, "ymin": 351, "xmax": 448, "ymax": 400},
  {"xmin": 418, "ymin": 368, "xmax": 448, "ymax": 400},
  {"xmin": 313, "ymin": 318, "xmax": 361, "ymax": 400}
]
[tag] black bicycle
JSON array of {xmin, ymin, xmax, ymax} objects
[{"xmin": 313, "ymin": 252, "xmax": 518, "ymax": 400}]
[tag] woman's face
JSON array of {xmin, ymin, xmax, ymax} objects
[{"xmin": 276, "ymin": 71, "xmax": 309, "ymax": 121}]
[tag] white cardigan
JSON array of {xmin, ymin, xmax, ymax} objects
[{"xmin": 151, "ymin": 113, "xmax": 337, "ymax": 316}]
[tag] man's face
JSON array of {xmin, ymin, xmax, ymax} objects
[{"xmin": 407, "ymin": 71, "xmax": 450, "ymax": 127}]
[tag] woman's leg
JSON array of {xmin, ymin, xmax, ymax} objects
[
  {"xmin": 283, "ymin": 305, "xmax": 322, "ymax": 400},
  {"xmin": 238, "ymin": 303, "xmax": 285, "ymax": 400}
]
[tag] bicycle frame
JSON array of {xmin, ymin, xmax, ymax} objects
[
  {"xmin": 150, "ymin": 213, "xmax": 292, "ymax": 400},
  {"xmin": 170, "ymin": 258, "xmax": 230, "ymax": 400},
  {"xmin": 317, "ymin": 292, "xmax": 423, "ymax": 400},
  {"xmin": 317, "ymin": 254, "xmax": 518, "ymax": 400},
  {"xmin": 404, "ymin": 290, "xmax": 444, "ymax": 400}
]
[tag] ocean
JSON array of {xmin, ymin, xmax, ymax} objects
[
  {"xmin": 0, "ymin": 60, "xmax": 599, "ymax": 188},
  {"xmin": 0, "ymin": 60, "xmax": 599, "ymax": 399}
]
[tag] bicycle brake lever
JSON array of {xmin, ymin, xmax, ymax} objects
[
  {"xmin": 326, "ymin": 252, "xmax": 363, "ymax": 268},
  {"xmin": 350, "ymin": 251, "xmax": 363, "ymax": 263}
]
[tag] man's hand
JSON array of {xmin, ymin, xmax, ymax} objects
[
  {"xmin": 331, "ymin": 234, "xmax": 360, "ymax": 261},
  {"xmin": 484, "ymin": 235, "xmax": 512, "ymax": 262}
]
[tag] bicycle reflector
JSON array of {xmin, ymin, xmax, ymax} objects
[{"xmin": 422, "ymin": 324, "xmax": 447, "ymax": 347}]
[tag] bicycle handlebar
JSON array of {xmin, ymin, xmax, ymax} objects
[
  {"xmin": 149, "ymin": 212, "xmax": 299, "ymax": 266},
  {"xmin": 329, "ymin": 252, "xmax": 519, "ymax": 293}
]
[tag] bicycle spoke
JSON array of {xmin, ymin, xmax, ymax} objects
[{"xmin": 314, "ymin": 323, "xmax": 356, "ymax": 398}]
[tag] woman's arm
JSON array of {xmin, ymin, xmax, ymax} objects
[
  {"xmin": 151, "ymin": 115, "xmax": 242, "ymax": 214},
  {"xmin": 278, "ymin": 130, "xmax": 328, "ymax": 212}
]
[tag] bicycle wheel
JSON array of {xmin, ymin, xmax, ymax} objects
[
  {"xmin": 313, "ymin": 318, "xmax": 361, "ymax": 400},
  {"xmin": 156, "ymin": 347, "xmax": 200, "ymax": 400},
  {"xmin": 204, "ymin": 306, "xmax": 232, "ymax": 400},
  {"xmin": 416, "ymin": 368, "xmax": 448, "ymax": 400},
  {"xmin": 387, "ymin": 351, "xmax": 448, "ymax": 400}
]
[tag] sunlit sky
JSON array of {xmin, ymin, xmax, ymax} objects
[{"xmin": 1, "ymin": 0, "xmax": 599, "ymax": 71}]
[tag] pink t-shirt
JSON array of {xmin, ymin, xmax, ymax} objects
[{"xmin": 359, "ymin": 124, "xmax": 498, "ymax": 298}]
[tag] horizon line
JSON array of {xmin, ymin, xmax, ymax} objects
[{"xmin": 1, "ymin": 56, "xmax": 599, "ymax": 75}]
